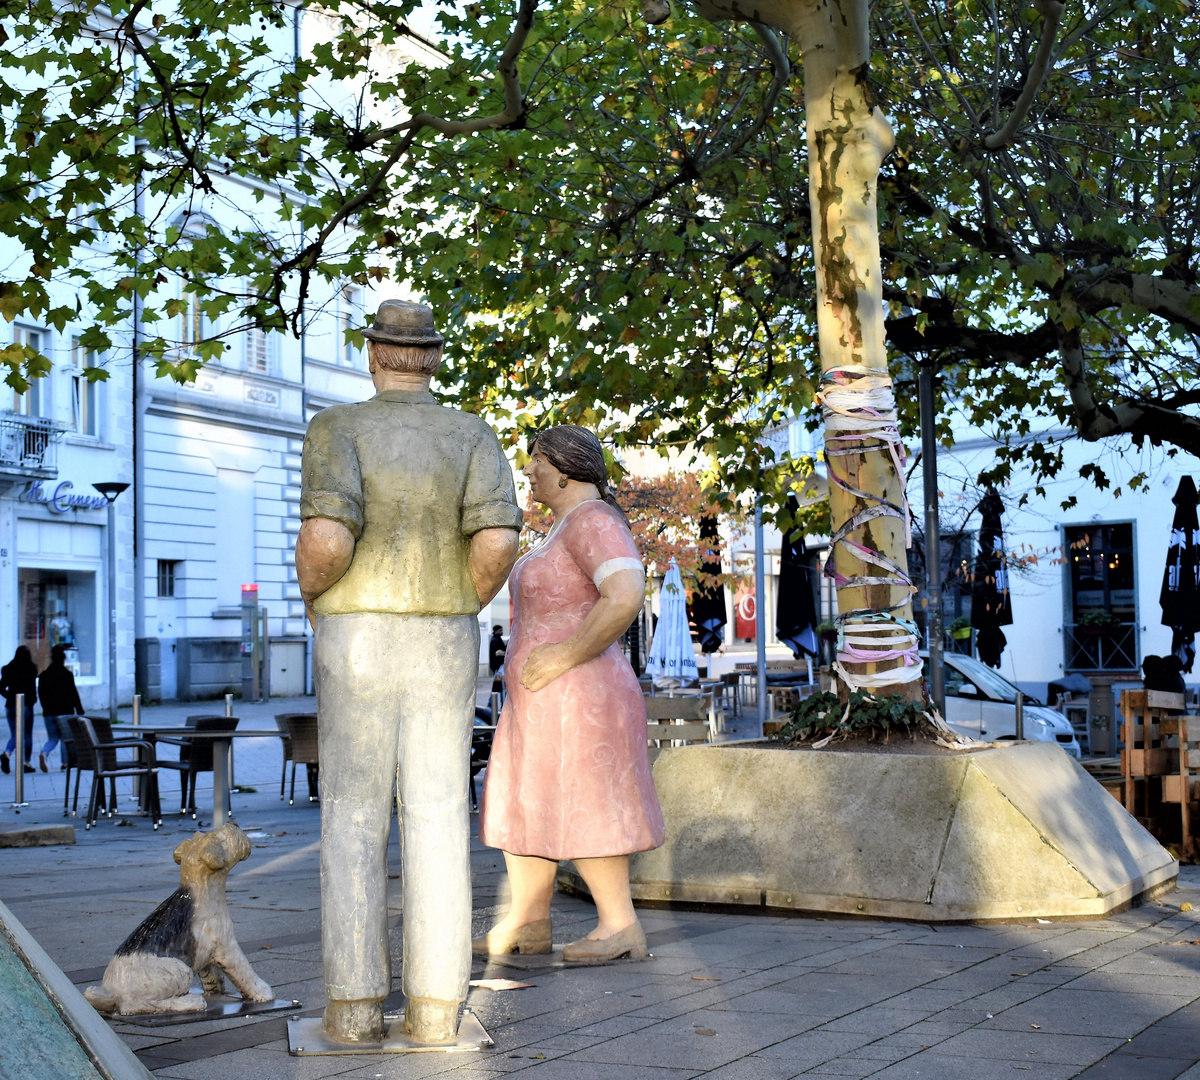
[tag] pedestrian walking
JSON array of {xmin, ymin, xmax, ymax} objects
[
  {"xmin": 0, "ymin": 645, "xmax": 37, "ymax": 774},
  {"xmin": 489, "ymin": 625, "xmax": 507, "ymax": 676},
  {"xmin": 37, "ymin": 644, "xmax": 84, "ymax": 770}
]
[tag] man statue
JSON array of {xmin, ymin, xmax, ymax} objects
[{"xmin": 295, "ymin": 300, "xmax": 521, "ymax": 1045}]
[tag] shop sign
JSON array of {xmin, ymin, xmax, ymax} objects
[{"xmin": 19, "ymin": 480, "xmax": 109, "ymax": 514}]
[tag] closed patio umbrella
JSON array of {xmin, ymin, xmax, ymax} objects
[
  {"xmin": 776, "ymin": 495, "xmax": 819, "ymax": 658},
  {"xmin": 647, "ymin": 560, "xmax": 699, "ymax": 688},
  {"xmin": 971, "ymin": 488, "xmax": 1013, "ymax": 669},
  {"xmin": 1161, "ymin": 475, "xmax": 1200, "ymax": 673},
  {"xmin": 688, "ymin": 515, "xmax": 727, "ymax": 654}
]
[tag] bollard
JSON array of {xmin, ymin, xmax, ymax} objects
[
  {"xmin": 224, "ymin": 693, "xmax": 235, "ymax": 794},
  {"xmin": 1015, "ymin": 691, "xmax": 1024, "ymax": 741},
  {"xmin": 132, "ymin": 694, "xmax": 141, "ymax": 802},
  {"xmin": 12, "ymin": 692, "xmax": 26, "ymax": 808}
]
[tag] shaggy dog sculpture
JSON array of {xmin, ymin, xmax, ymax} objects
[{"xmin": 85, "ymin": 822, "xmax": 273, "ymax": 1015}]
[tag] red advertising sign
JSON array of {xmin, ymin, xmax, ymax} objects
[{"xmin": 734, "ymin": 580, "xmax": 756, "ymax": 640}]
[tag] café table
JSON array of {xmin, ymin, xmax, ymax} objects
[{"xmin": 132, "ymin": 727, "xmax": 283, "ymax": 828}]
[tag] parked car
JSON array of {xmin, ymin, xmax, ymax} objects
[{"xmin": 922, "ymin": 652, "xmax": 1082, "ymax": 758}]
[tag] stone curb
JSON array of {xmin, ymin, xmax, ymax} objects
[
  {"xmin": 0, "ymin": 824, "xmax": 76, "ymax": 847},
  {"xmin": 0, "ymin": 898, "xmax": 154, "ymax": 1080}
]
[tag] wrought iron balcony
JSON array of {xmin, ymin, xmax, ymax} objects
[
  {"xmin": 1064, "ymin": 621, "xmax": 1139, "ymax": 673},
  {"xmin": 0, "ymin": 412, "xmax": 67, "ymax": 479}
]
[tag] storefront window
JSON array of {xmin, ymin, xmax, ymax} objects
[
  {"xmin": 18, "ymin": 568, "xmax": 97, "ymax": 676},
  {"xmin": 1064, "ymin": 522, "xmax": 1138, "ymax": 671}
]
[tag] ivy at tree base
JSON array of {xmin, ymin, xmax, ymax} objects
[{"xmin": 780, "ymin": 690, "xmax": 934, "ymax": 745}]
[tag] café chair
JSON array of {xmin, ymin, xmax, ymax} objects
[
  {"xmin": 68, "ymin": 716, "xmax": 162, "ymax": 830},
  {"xmin": 286, "ymin": 715, "xmax": 319, "ymax": 805}
]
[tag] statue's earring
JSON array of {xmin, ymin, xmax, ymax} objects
[{"xmin": 558, "ymin": 477, "xmax": 569, "ymax": 489}]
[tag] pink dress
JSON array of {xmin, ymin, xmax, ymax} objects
[{"xmin": 479, "ymin": 500, "xmax": 666, "ymax": 859}]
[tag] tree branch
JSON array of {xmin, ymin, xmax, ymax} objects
[
  {"xmin": 983, "ymin": 0, "xmax": 1065, "ymax": 150},
  {"xmin": 601, "ymin": 22, "xmax": 790, "ymax": 233},
  {"xmin": 1072, "ymin": 270, "xmax": 1200, "ymax": 336},
  {"xmin": 885, "ymin": 309, "xmax": 1059, "ymax": 366},
  {"xmin": 1049, "ymin": 326, "xmax": 1200, "ymax": 455},
  {"xmin": 361, "ymin": 0, "xmax": 538, "ymax": 147}
]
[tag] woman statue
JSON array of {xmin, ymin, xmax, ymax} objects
[
  {"xmin": 476, "ymin": 425, "xmax": 665, "ymax": 962},
  {"xmin": 0, "ymin": 645, "xmax": 38, "ymax": 774}
]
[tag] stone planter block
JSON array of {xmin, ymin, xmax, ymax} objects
[{"xmin": 561, "ymin": 742, "xmax": 1177, "ymax": 922}]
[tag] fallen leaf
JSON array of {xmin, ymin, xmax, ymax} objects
[
  {"xmin": 1010, "ymin": 973, "xmax": 1030, "ymax": 977},
  {"xmin": 695, "ymin": 1029, "xmax": 716, "ymax": 1036},
  {"xmin": 469, "ymin": 979, "xmax": 534, "ymax": 991},
  {"xmin": 1182, "ymin": 902, "xmax": 1193, "ymax": 912}
]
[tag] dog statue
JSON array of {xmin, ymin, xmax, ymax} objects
[{"xmin": 85, "ymin": 822, "xmax": 274, "ymax": 1015}]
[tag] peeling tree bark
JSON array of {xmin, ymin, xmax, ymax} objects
[{"xmin": 694, "ymin": 0, "xmax": 920, "ymax": 699}]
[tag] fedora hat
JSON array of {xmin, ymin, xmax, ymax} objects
[{"xmin": 362, "ymin": 300, "xmax": 444, "ymax": 347}]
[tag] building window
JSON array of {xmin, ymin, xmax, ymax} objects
[
  {"xmin": 245, "ymin": 325, "xmax": 271, "ymax": 373},
  {"xmin": 1064, "ymin": 522, "xmax": 1138, "ymax": 671},
  {"xmin": 157, "ymin": 559, "xmax": 180, "ymax": 598},
  {"xmin": 70, "ymin": 338, "xmax": 101, "ymax": 437},
  {"xmin": 243, "ymin": 279, "xmax": 276, "ymax": 375},
  {"xmin": 12, "ymin": 326, "xmax": 45, "ymax": 416},
  {"xmin": 910, "ymin": 531, "xmax": 976, "ymax": 654},
  {"xmin": 339, "ymin": 285, "xmax": 362, "ymax": 367},
  {"xmin": 18, "ymin": 568, "xmax": 97, "ymax": 676},
  {"xmin": 179, "ymin": 288, "xmax": 206, "ymax": 352}
]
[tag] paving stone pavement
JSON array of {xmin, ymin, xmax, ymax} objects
[{"xmin": 2, "ymin": 695, "xmax": 1200, "ymax": 1079}]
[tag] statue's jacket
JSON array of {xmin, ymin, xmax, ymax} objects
[{"xmin": 300, "ymin": 388, "xmax": 523, "ymax": 617}]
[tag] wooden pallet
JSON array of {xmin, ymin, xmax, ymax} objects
[{"xmin": 1120, "ymin": 689, "xmax": 1197, "ymax": 858}]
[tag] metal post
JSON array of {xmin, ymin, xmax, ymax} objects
[
  {"xmin": 755, "ymin": 500, "xmax": 768, "ymax": 734},
  {"xmin": 224, "ymin": 693, "xmax": 234, "ymax": 790},
  {"xmin": 919, "ymin": 360, "xmax": 945, "ymax": 717},
  {"xmin": 107, "ymin": 497, "xmax": 119, "ymax": 723},
  {"xmin": 261, "ymin": 609, "xmax": 271, "ymax": 702},
  {"xmin": 1015, "ymin": 691, "xmax": 1024, "ymax": 740},
  {"xmin": 132, "ymin": 694, "xmax": 141, "ymax": 802},
  {"xmin": 93, "ymin": 483, "xmax": 128, "ymax": 725},
  {"xmin": 241, "ymin": 583, "xmax": 258, "ymax": 701},
  {"xmin": 12, "ymin": 692, "xmax": 25, "ymax": 808},
  {"xmin": 212, "ymin": 737, "xmax": 230, "ymax": 828}
]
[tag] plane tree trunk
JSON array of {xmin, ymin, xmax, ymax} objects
[{"xmin": 692, "ymin": 0, "xmax": 920, "ymax": 700}]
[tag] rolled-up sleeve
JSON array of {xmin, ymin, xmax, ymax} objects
[
  {"xmin": 301, "ymin": 407, "xmax": 364, "ymax": 540},
  {"xmin": 461, "ymin": 424, "xmax": 523, "ymax": 537}
]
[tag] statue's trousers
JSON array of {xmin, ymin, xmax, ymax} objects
[{"xmin": 315, "ymin": 612, "xmax": 479, "ymax": 1005}]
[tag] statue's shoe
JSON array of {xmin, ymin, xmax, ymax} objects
[
  {"xmin": 471, "ymin": 918, "xmax": 552, "ymax": 956},
  {"xmin": 562, "ymin": 921, "xmax": 648, "ymax": 962}
]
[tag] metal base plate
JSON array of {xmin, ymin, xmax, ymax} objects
[
  {"xmin": 121, "ymin": 996, "xmax": 301, "ymax": 1027},
  {"xmin": 287, "ymin": 1010, "xmax": 492, "ymax": 1055}
]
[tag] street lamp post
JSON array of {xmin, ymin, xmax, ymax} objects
[
  {"xmin": 94, "ymin": 482, "xmax": 130, "ymax": 723},
  {"xmin": 918, "ymin": 362, "xmax": 945, "ymax": 718}
]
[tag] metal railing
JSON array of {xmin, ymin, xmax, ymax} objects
[
  {"xmin": 0, "ymin": 412, "xmax": 66, "ymax": 476},
  {"xmin": 1064, "ymin": 621, "xmax": 1139, "ymax": 672}
]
